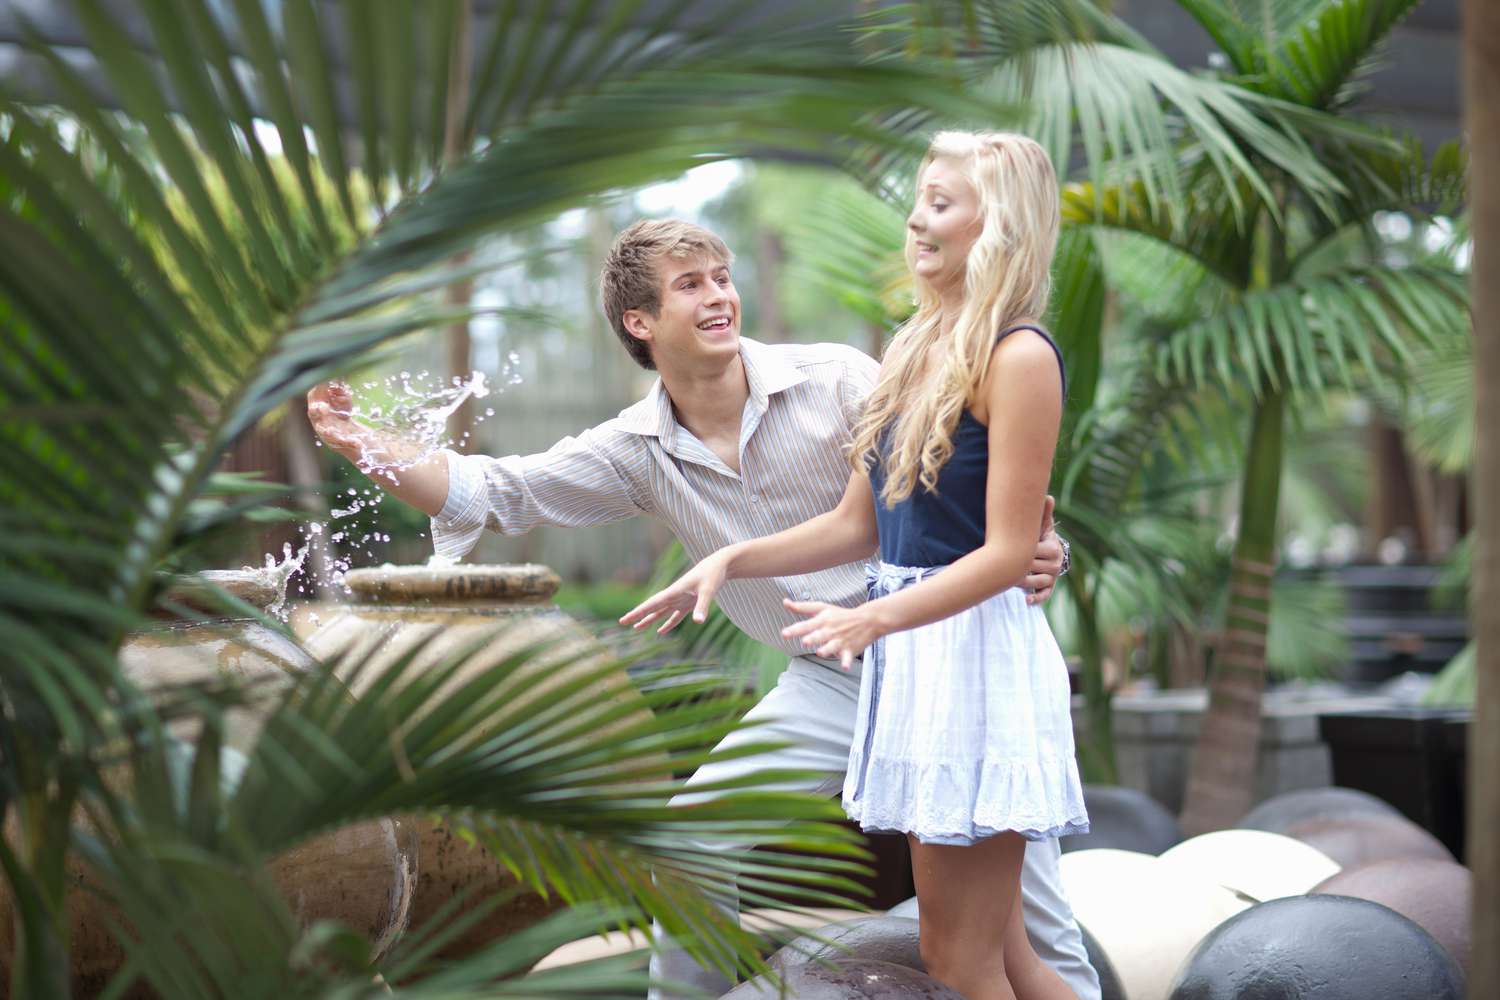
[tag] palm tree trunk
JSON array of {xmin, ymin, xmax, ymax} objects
[
  {"xmin": 1179, "ymin": 389, "xmax": 1284, "ymax": 835},
  {"xmin": 1068, "ymin": 569, "xmax": 1117, "ymax": 783},
  {"xmin": 1462, "ymin": 1, "xmax": 1499, "ymax": 997},
  {"xmin": 443, "ymin": 2, "xmax": 475, "ymax": 451}
]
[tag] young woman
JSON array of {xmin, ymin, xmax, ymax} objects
[{"xmin": 622, "ymin": 131, "xmax": 1087, "ymax": 1000}]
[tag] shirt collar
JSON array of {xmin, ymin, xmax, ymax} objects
[{"xmin": 617, "ymin": 338, "xmax": 808, "ymax": 440}]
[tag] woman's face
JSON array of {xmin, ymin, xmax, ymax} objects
[{"xmin": 907, "ymin": 156, "xmax": 982, "ymax": 294}]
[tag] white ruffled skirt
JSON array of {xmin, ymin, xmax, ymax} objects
[{"xmin": 843, "ymin": 562, "xmax": 1089, "ymax": 846}]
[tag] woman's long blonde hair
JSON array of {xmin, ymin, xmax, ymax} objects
[{"xmin": 850, "ymin": 131, "xmax": 1061, "ymax": 506}]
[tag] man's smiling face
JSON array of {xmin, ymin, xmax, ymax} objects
[{"xmin": 624, "ymin": 253, "xmax": 742, "ymax": 369}]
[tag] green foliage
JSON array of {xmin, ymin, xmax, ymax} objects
[{"xmin": 0, "ymin": 2, "xmax": 997, "ymax": 995}]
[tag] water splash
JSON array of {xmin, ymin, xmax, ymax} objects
[
  {"xmin": 345, "ymin": 369, "xmax": 492, "ymax": 475},
  {"xmin": 289, "ymin": 363, "xmax": 524, "ymax": 603},
  {"xmin": 247, "ymin": 540, "xmax": 310, "ymax": 619}
]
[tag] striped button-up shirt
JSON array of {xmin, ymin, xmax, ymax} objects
[{"xmin": 433, "ymin": 338, "xmax": 878, "ymax": 658}]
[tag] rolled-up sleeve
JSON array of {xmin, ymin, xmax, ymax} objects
[{"xmin": 429, "ymin": 427, "xmax": 649, "ymax": 561}]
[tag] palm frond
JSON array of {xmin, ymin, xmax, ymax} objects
[
  {"xmin": 1061, "ymin": 179, "xmax": 1254, "ymax": 287},
  {"xmin": 1047, "ymin": 227, "xmax": 1107, "ymax": 416},
  {"xmin": 884, "ymin": 0, "xmax": 1378, "ymax": 226},
  {"xmin": 1, "ymin": 0, "xmax": 987, "ymax": 737},
  {"xmin": 786, "ymin": 182, "xmax": 910, "ymax": 329},
  {"xmin": 1157, "ymin": 265, "xmax": 1470, "ymax": 397},
  {"xmin": 1396, "ymin": 327, "xmax": 1474, "ymax": 474},
  {"xmin": 2, "ymin": 2, "xmax": 990, "ymax": 993},
  {"xmin": 1207, "ymin": 0, "xmax": 1423, "ymax": 110}
]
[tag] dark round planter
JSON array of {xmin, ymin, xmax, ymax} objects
[
  {"xmin": 1285, "ymin": 813, "xmax": 1454, "ymax": 869},
  {"xmin": 1311, "ymin": 858, "xmax": 1471, "ymax": 982},
  {"xmin": 768, "ymin": 916, "xmax": 923, "ymax": 974},
  {"xmin": 1236, "ymin": 786, "xmax": 1400, "ymax": 835},
  {"xmin": 1168, "ymin": 894, "xmax": 1462, "ymax": 1000},
  {"xmin": 1060, "ymin": 785, "xmax": 1182, "ymax": 855},
  {"xmin": 1080, "ymin": 923, "xmax": 1125, "ymax": 1000},
  {"xmin": 723, "ymin": 958, "xmax": 964, "ymax": 1000}
]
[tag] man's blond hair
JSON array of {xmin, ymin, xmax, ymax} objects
[{"xmin": 600, "ymin": 219, "xmax": 734, "ymax": 370}]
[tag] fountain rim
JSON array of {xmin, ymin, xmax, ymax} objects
[{"xmin": 341, "ymin": 563, "xmax": 562, "ymax": 604}]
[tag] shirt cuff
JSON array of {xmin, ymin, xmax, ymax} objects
[{"xmin": 430, "ymin": 450, "xmax": 489, "ymax": 561}]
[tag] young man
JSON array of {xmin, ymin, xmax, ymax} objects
[{"xmin": 307, "ymin": 219, "xmax": 1097, "ymax": 1000}]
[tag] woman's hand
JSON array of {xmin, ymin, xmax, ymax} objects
[
  {"xmin": 619, "ymin": 552, "xmax": 731, "ymax": 634},
  {"xmin": 781, "ymin": 599, "xmax": 884, "ymax": 671}
]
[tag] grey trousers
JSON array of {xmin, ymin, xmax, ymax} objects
[{"xmin": 648, "ymin": 656, "xmax": 1100, "ymax": 1000}]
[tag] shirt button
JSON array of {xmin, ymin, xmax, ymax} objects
[{"xmin": 750, "ymin": 493, "xmax": 760, "ymax": 503}]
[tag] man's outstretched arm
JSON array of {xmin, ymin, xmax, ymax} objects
[
  {"xmin": 1024, "ymin": 498, "xmax": 1067, "ymax": 605},
  {"xmin": 307, "ymin": 380, "xmax": 647, "ymax": 561}
]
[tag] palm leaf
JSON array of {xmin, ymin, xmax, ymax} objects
[
  {"xmin": 97, "ymin": 636, "xmax": 864, "ymax": 993},
  {"xmin": 1, "ymin": 0, "xmax": 987, "ymax": 733},
  {"xmin": 1, "ymin": 2, "xmax": 991, "ymax": 994},
  {"xmin": 1394, "ymin": 325, "xmax": 1474, "ymax": 475},
  {"xmin": 1180, "ymin": 0, "xmax": 1422, "ymax": 109},
  {"xmin": 1156, "ymin": 265, "xmax": 1468, "ymax": 396},
  {"xmin": 884, "ymin": 0, "xmax": 1386, "ymax": 226},
  {"xmin": 786, "ymin": 182, "xmax": 910, "ymax": 329}
]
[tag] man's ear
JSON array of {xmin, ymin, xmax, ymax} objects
[{"xmin": 622, "ymin": 308, "xmax": 653, "ymax": 345}]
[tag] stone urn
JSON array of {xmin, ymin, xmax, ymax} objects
[
  {"xmin": 302, "ymin": 563, "xmax": 655, "ymax": 960},
  {"xmin": 0, "ymin": 571, "xmax": 418, "ymax": 997},
  {"xmin": 118, "ymin": 570, "xmax": 312, "ymax": 749}
]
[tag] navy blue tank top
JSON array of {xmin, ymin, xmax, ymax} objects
[{"xmin": 869, "ymin": 324, "xmax": 1066, "ymax": 567}]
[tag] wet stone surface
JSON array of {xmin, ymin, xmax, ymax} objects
[
  {"xmin": 725, "ymin": 959, "xmax": 965, "ymax": 1000},
  {"xmin": 1311, "ymin": 857, "xmax": 1472, "ymax": 981},
  {"xmin": 1168, "ymin": 894, "xmax": 1463, "ymax": 1000},
  {"xmin": 768, "ymin": 917, "xmax": 925, "ymax": 975}
]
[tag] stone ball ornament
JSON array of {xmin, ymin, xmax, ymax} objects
[
  {"xmin": 1060, "ymin": 785, "xmax": 1183, "ymax": 856},
  {"xmin": 1156, "ymin": 829, "xmax": 1339, "ymax": 901},
  {"xmin": 1167, "ymin": 894, "xmax": 1463, "ymax": 1000},
  {"xmin": 768, "ymin": 916, "xmax": 925, "ymax": 975},
  {"xmin": 886, "ymin": 896, "xmax": 919, "ymax": 920},
  {"xmin": 1079, "ymin": 923, "xmax": 1125, "ymax": 1000},
  {"xmin": 1284, "ymin": 813, "xmax": 1454, "ymax": 869},
  {"xmin": 1236, "ymin": 786, "xmax": 1401, "ymax": 836},
  {"xmin": 1311, "ymin": 857, "xmax": 1472, "ymax": 982},
  {"xmin": 1059, "ymin": 849, "xmax": 1249, "ymax": 1000}
]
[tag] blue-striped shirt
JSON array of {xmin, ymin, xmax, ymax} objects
[{"xmin": 433, "ymin": 338, "xmax": 878, "ymax": 657}]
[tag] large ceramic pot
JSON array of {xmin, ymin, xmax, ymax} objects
[
  {"xmin": 118, "ymin": 570, "xmax": 313, "ymax": 749},
  {"xmin": 303, "ymin": 563, "xmax": 654, "ymax": 960},
  {"xmin": 1, "ymin": 571, "xmax": 417, "ymax": 997}
]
